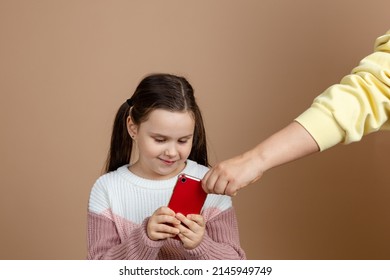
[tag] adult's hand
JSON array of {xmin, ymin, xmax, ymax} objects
[{"xmin": 202, "ymin": 149, "xmax": 263, "ymax": 196}]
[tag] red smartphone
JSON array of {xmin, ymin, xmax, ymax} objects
[{"xmin": 168, "ymin": 174, "xmax": 207, "ymax": 216}]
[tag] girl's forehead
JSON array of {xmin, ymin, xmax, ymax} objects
[
  {"xmin": 146, "ymin": 108, "xmax": 194, "ymax": 120},
  {"xmin": 140, "ymin": 109, "xmax": 195, "ymax": 134}
]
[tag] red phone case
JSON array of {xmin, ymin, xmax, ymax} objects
[{"xmin": 168, "ymin": 174, "xmax": 207, "ymax": 216}]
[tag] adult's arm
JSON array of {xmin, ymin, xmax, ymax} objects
[
  {"xmin": 202, "ymin": 121, "xmax": 318, "ymax": 196},
  {"xmin": 203, "ymin": 30, "xmax": 390, "ymax": 196}
]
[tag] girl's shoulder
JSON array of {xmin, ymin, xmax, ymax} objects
[
  {"xmin": 94, "ymin": 166, "xmax": 122, "ymax": 181},
  {"xmin": 183, "ymin": 160, "xmax": 209, "ymax": 179},
  {"xmin": 91, "ymin": 165, "xmax": 129, "ymax": 191}
]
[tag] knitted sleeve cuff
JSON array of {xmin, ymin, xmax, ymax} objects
[{"xmin": 295, "ymin": 106, "xmax": 345, "ymax": 151}]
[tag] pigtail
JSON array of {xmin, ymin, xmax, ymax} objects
[
  {"xmin": 104, "ymin": 102, "xmax": 133, "ymax": 173},
  {"xmin": 176, "ymin": 77, "xmax": 209, "ymax": 167},
  {"xmin": 189, "ymin": 108, "xmax": 209, "ymax": 167}
]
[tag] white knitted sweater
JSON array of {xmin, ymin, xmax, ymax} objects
[{"xmin": 87, "ymin": 160, "xmax": 246, "ymax": 260}]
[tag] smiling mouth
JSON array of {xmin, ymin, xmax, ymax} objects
[{"xmin": 159, "ymin": 158, "xmax": 177, "ymax": 165}]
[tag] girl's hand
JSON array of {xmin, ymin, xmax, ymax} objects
[
  {"xmin": 147, "ymin": 206, "xmax": 180, "ymax": 241},
  {"xmin": 175, "ymin": 213, "xmax": 205, "ymax": 249}
]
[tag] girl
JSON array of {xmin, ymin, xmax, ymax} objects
[{"xmin": 87, "ymin": 73, "xmax": 246, "ymax": 260}]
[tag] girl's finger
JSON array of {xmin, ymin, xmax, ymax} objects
[
  {"xmin": 155, "ymin": 223, "xmax": 180, "ymax": 235},
  {"xmin": 186, "ymin": 214, "xmax": 205, "ymax": 227}
]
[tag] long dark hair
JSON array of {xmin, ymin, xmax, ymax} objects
[{"xmin": 104, "ymin": 73, "xmax": 209, "ymax": 173}]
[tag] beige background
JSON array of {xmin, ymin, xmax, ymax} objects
[{"xmin": 1, "ymin": 0, "xmax": 390, "ymax": 259}]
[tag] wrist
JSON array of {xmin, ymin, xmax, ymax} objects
[{"xmin": 245, "ymin": 146, "xmax": 268, "ymax": 177}]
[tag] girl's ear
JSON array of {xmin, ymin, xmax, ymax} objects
[{"xmin": 127, "ymin": 116, "xmax": 138, "ymax": 140}]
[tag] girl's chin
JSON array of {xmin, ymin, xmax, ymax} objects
[{"xmin": 155, "ymin": 162, "xmax": 185, "ymax": 177}]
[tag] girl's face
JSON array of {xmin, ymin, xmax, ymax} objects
[{"xmin": 127, "ymin": 109, "xmax": 195, "ymax": 180}]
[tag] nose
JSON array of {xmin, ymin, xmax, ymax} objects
[{"xmin": 164, "ymin": 143, "xmax": 178, "ymax": 157}]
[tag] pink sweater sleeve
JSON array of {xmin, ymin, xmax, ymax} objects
[
  {"xmin": 87, "ymin": 212, "xmax": 163, "ymax": 260},
  {"xmin": 180, "ymin": 207, "xmax": 247, "ymax": 260},
  {"xmin": 87, "ymin": 208, "xmax": 246, "ymax": 260}
]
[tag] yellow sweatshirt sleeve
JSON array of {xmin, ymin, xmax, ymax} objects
[{"xmin": 295, "ymin": 30, "xmax": 390, "ymax": 151}]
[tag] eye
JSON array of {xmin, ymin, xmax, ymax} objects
[
  {"xmin": 178, "ymin": 138, "xmax": 190, "ymax": 144},
  {"xmin": 154, "ymin": 138, "xmax": 166, "ymax": 143}
]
